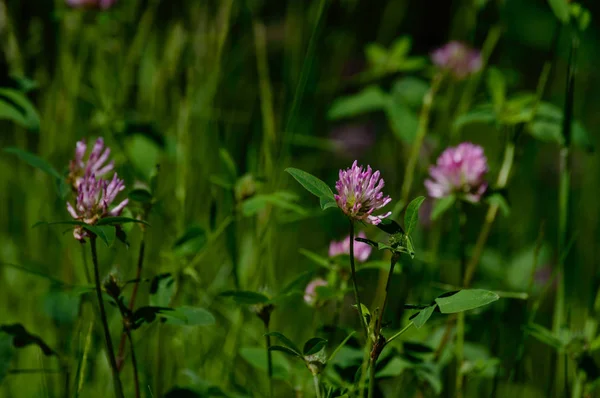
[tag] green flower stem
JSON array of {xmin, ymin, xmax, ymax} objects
[
  {"xmin": 348, "ymin": 219, "xmax": 368, "ymax": 337},
  {"xmin": 455, "ymin": 201, "xmax": 467, "ymax": 398},
  {"xmin": 126, "ymin": 330, "xmax": 140, "ymax": 398},
  {"xmin": 116, "ymin": 235, "xmax": 146, "ymax": 371},
  {"xmin": 90, "ymin": 236, "xmax": 124, "ymax": 398},
  {"xmin": 368, "ymin": 358, "xmax": 376, "ymax": 398},
  {"xmin": 265, "ymin": 324, "xmax": 274, "ymax": 398},
  {"xmin": 400, "ymin": 73, "xmax": 442, "ymax": 206},
  {"xmin": 313, "ymin": 374, "xmax": 321, "ymax": 398},
  {"xmin": 386, "ymin": 322, "xmax": 414, "ymax": 344},
  {"xmin": 553, "ymin": 30, "xmax": 578, "ymax": 398},
  {"xmin": 462, "ymin": 137, "xmax": 515, "ymax": 287}
]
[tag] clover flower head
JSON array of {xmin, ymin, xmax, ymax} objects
[
  {"xmin": 431, "ymin": 41, "xmax": 482, "ymax": 79},
  {"xmin": 424, "ymin": 142, "xmax": 488, "ymax": 203},
  {"xmin": 328, "ymin": 231, "xmax": 372, "ymax": 262},
  {"xmin": 66, "ymin": 0, "xmax": 117, "ymax": 9},
  {"xmin": 334, "ymin": 161, "xmax": 392, "ymax": 225},
  {"xmin": 66, "ymin": 171, "xmax": 129, "ymax": 241},
  {"xmin": 68, "ymin": 137, "xmax": 114, "ymax": 190},
  {"xmin": 304, "ymin": 278, "xmax": 328, "ymax": 306}
]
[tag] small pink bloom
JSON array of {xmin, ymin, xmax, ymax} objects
[
  {"xmin": 328, "ymin": 231, "xmax": 372, "ymax": 262},
  {"xmin": 67, "ymin": 171, "xmax": 128, "ymax": 241},
  {"xmin": 304, "ymin": 278, "xmax": 328, "ymax": 306},
  {"xmin": 334, "ymin": 161, "xmax": 392, "ymax": 225},
  {"xmin": 425, "ymin": 142, "xmax": 488, "ymax": 203},
  {"xmin": 66, "ymin": 0, "xmax": 117, "ymax": 9},
  {"xmin": 68, "ymin": 137, "xmax": 114, "ymax": 190},
  {"xmin": 431, "ymin": 41, "xmax": 482, "ymax": 79}
]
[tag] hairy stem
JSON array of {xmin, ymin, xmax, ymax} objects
[
  {"xmin": 126, "ymin": 331, "xmax": 140, "ymax": 398},
  {"xmin": 349, "ymin": 219, "xmax": 368, "ymax": 337},
  {"xmin": 368, "ymin": 359, "xmax": 376, "ymax": 398},
  {"xmin": 90, "ymin": 237, "xmax": 124, "ymax": 398},
  {"xmin": 313, "ymin": 374, "xmax": 321, "ymax": 398},
  {"xmin": 117, "ymin": 236, "xmax": 146, "ymax": 371},
  {"xmin": 265, "ymin": 324, "xmax": 273, "ymax": 398}
]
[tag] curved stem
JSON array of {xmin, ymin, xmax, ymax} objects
[
  {"xmin": 386, "ymin": 322, "xmax": 414, "ymax": 345},
  {"xmin": 126, "ymin": 331, "xmax": 140, "ymax": 398},
  {"xmin": 90, "ymin": 237, "xmax": 124, "ymax": 398},
  {"xmin": 348, "ymin": 219, "xmax": 368, "ymax": 337},
  {"xmin": 312, "ymin": 374, "xmax": 321, "ymax": 398}
]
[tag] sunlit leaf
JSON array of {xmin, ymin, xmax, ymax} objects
[
  {"xmin": 327, "ymin": 86, "xmax": 388, "ymax": 120},
  {"xmin": 161, "ymin": 306, "xmax": 215, "ymax": 326},
  {"xmin": 431, "ymin": 195, "xmax": 455, "ymax": 221},
  {"xmin": 303, "ymin": 337, "xmax": 327, "ymax": 356},
  {"xmin": 220, "ymin": 290, "xmax": 269, "ymax": 305},
  {"xmin": 0, "ymin": 88, "xmax": 40, "ymax": 131},
  {"xmin": 410, "ymin": 305, "xmax": 436, "ymax": 329},
  {"xmin": 285, "ymin": 168, "xmax": 335, "ymax": 210},
  {"xmin": 404, "ymin": 196, "xmax": 425, "ymax": 236},
  {"xmin": 435, "ymin": 289, "xmax": 499, "ymax": 314}
]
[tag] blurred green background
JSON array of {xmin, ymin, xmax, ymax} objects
[{"xmin": 0, "ymin": 0, "xmax": 599, "ymax": 397}]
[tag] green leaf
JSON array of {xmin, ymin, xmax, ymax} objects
[
  {"xmin": 43, "ymin": 289, "xmax": 80, "ymax": 325},
  {"xmin": 285, "ymin": 168, "xmax": 335, "ymax": 210},
  {"xmin": 0, "ymin": 88, "xmax": 40, "ymax": 131},
  {"xmin": 96, "ymin": 217, "xmax": 150, "ymax": 226},
  {"xmin": 303, "ymin": 337, "xmax": 327, "ymax": 356},
  {"xmin": 431, "ymin": 195, "xmax": 455, "ymax": 221},
  {"xmin": 404, "ymin": 196, "xmax": 425, "ymax": 236},
  {"xmin": 486, "ymin": 193, "xmax": 510, "ymax": 216},
  {"xmin": 525, "ymin": 323, "xmax": 565, "ymax": 350},
  {"xmin": 149, "ymin": 273, "xmax": 176, "ymax": 307},
  {"xmin": 279, "ymin": 270, "xmax": 314, "ymax": 296},
  {"xmin": 161, "ymin": 306, "xmax": 215, "ymax": 326},
  {"xmin": 435, "ymin": 289, "xmax": 499, "ymax": 314},
  {"xmin": 128, "ymin": 189, "xmax": 153, "ymax": 203},
  {"xmin": 453, "ymin": 106, "xmax": 496, "ymax": 132},
  {"xmin": 391, "ymin": 77, "xmax": 429, "ymax": 108},
  {"xmin": 3, "ymin": 147, "xmax": 62, "ymax": 179},
  {"xmin": 220, "ymin": 290, "xmax": 269, "ymax": 305},
  {"xmin": 388, "ymin": 37, "xmax": 412, "ymax": 64},
  {"xmin": 375, "ymin": 356, "xmax": 411, "ymax": 378},
  {"xmin": 265, "ymin": 332, "xmax": 302, "ymax": 356},
  {"xmin": 365, "ymin": 43, "xmax": 388, "ymax": 66},
  {"xmin": 241, "ymin": 192, "xmax": 307, "ymax": 217},
  {"xmin": 375, "ymin": 218, "xmax": 404, "ymax": 235},
  {"xmin": 269, "ymin": 345, "xmax": 302, "ymax": 358},
  {"xmin": 0, "ymin": 332, "xmax": 14, "ymax": 383},
  {"xmin": 0, "ymin": 324, "xmax": 57, "ymax": 356},
  {"xmin": 239, "ymin": 347, "xmax": 289, "ymax": 380},
  {"xmin": 172, "ymin": 225, "xmax": 206, "ymax": 257},
  {"xmin": 97, "ymin": 225, "xmax": 116, "ymax": 247},
  {"xmin": 410, "ymin": 305, "xmax": 436, "ymax": 329},
  {"xmin": 299, "ymin": 249, "xmax": 331, "ymax": 269},
  {"xmin": 219, "ymin": 147, "xmax": 238, "ymax": 182},
  {"xmin": 486, "ymin": 67, "xmax": 506, "ymax": 114},
  {"xmin": 547, "ymin": 0, "xmax": 570, "ymax": 23},
  {"xmin": 327, "ymin": 86, "xmax": 388, "ymax": 120},
  {"xmin": 385, "ymin": 99, "xmax": 418, "ymax": 143}
]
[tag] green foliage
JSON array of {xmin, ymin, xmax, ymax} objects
[
  {"xmin": 285, "ymin": 168, "xmax": 336, "ymax": 210},
  {"xmin": 0, "ymin": 89, "xmax": 40, "ymax": 131},
  {"xmin": 430, "ymin": 195, "xmax": 455, "ymax": 221},
  {"xmin": 434, "ymin": 290, "xmax": 499, "ymax": 314}
]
